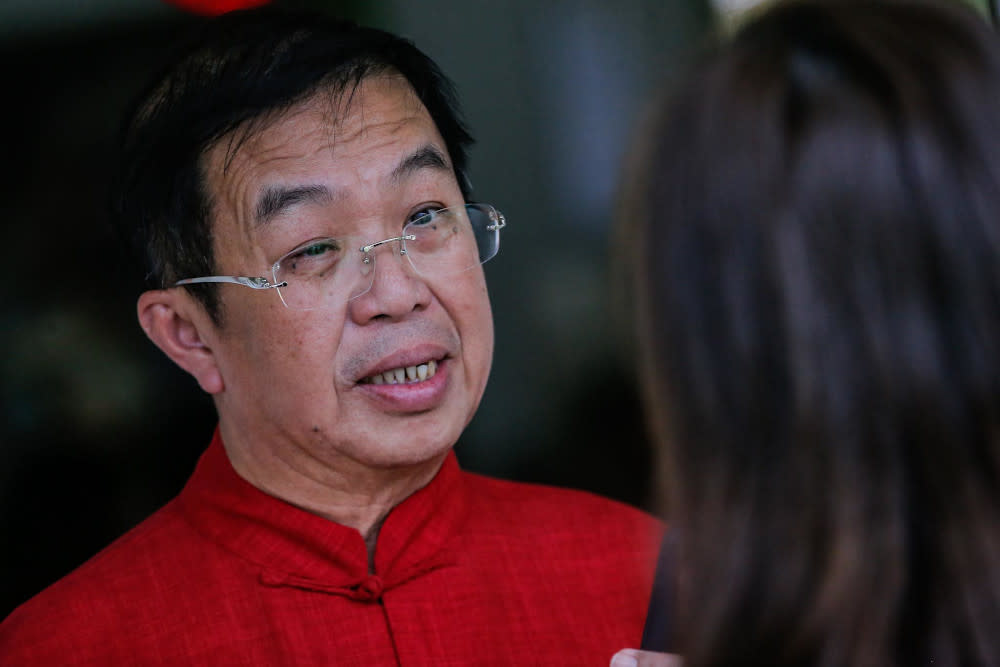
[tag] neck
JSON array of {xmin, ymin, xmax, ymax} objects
[{"xmin": 217, "ymin": 424, "xmax": 447, "ymax": 565}]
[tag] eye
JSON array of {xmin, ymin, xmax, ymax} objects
[
  {"xmin": 281, "ymin": 238, "xmax": 344, "ymax": 274},
  {"xmin": 407, "ymin": 206, "xmax": 445, "ymax": 227},
  {"xmin": 301, "ymin": 240, "xmax": 337, "ymax": 257}
]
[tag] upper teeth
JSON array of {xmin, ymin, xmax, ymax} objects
[{"xmin": 367, "ymin": 360, "xmax": 438, "ymax": 385}]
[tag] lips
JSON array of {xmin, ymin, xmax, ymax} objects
[
  {"xmin": 352, "ymin": 340, "xmax": 450, "ymax": 386},
  {"xmin": 354, "ymin": 350, "xmax": 451, "ymax": 413}
]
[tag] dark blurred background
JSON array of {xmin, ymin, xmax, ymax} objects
[{"xmin": 11, "ymin": 0, "xmax": 988, "ymax": 619}]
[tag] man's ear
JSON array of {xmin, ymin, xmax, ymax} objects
[{"xmin": 137, "ymin": 289, "xmax": 225, "ymax": 394}]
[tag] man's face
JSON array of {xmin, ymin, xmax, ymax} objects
[{"xmin": 201, "ymin": 76, "xmax": 494, "ymax": 471}]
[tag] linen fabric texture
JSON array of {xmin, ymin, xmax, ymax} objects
[{"xmin": 0, "ymin": 430, "xmax": 662, "ymax": 666}]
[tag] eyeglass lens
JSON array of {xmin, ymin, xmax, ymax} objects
[{"xmin": 273, "ymin": 203, "xmax": 501, "ymax": 310}]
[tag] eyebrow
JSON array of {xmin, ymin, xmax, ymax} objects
[
  {"xmin": 254, "ymin": 184, "xmax": 333, "ymax": 225},
  {"xmin": 390, "ymin": 145, "xmax": 451, "ymax": 184},
  {"xmin": 252, "ymin": 145, "xmax": 450, "ymax": 226}
]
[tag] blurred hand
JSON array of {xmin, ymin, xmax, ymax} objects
[{"xmin": 610, "ymin": 648, "xmax": 683, "ymax": 667}]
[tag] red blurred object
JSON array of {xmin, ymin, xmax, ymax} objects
[{"xmin": 163, "ymin": 0, "xmax": 271, "ymax": 16}]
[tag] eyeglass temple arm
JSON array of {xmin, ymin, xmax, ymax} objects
[{"xmin": 174, "ymin": 276, "xmax": 286, "ymax": 289}]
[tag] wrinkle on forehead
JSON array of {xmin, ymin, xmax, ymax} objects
[
  {"xmin": 217, "ymin": 74, "xmax": 421, "ymax": 175},
  {"xmin": 201, "ymin": 75, "xmax": 441, "ymax": 254},
  {"xmin": 209, "ymin": 76, "xmax": 429, "ymax": 207},
  {"xmin": 328, "ymin": 75, "xmax": 427, "ymax": 147}
]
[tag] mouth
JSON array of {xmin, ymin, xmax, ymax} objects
[{"xmin": 359, "ymin": 359, "xmax": 439, "ymax": 385}]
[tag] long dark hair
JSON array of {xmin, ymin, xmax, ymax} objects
[{"xmin": 629, "ymin": 0, "xmax": 1000, "ymax": 664}]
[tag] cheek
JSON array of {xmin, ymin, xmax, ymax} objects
[
  {"xmin": 281, "ymin": 311, "xmax": 349, "ymax": 374},
  {"xmin": 477, "ymin": 286, "xmax": 495, "ymax": 356},
  {"xmin": 458, "ymin": 279, "xmax": 495, "ymax": 371},
  {"xmin": 223, "ymin": 301, "xmax": 347, "ymax": 387}
]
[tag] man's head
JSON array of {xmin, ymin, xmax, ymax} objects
[
  {"xmin": 117, "ymin": 7, "xmax": 474, "ymax": 323},
  {"xmin": 125, "ymin": 9, "xmax": 495, "ymax": 476}
]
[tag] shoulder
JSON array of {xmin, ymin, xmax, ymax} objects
[
  {"xmin": 455, "ymin": 471, "xmax": 664, "ymax": 619},
  {"xmin": 0, "ymin": 499, "xmax": 213, "ymax": 663},
  {"xmin": 459, "ymin": 470, "xmax": 663, "ymax": 546}
]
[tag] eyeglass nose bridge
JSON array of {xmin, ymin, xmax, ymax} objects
[
  {"xmin": 349, "ymin": 232, "xmax": 420, "ymax": 302},
  {"xmin": 360, "ymin": 234, "xmax": 417, "ymax": 265}
]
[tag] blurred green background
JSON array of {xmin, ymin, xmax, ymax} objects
[{"xmin": 0, "ymin": 0, "xmax": 991, "ymax": 618}]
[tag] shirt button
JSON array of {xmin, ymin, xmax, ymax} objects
[{"xmin": 353, "ymin": 575, "xmax": 384, "ymax": 602}]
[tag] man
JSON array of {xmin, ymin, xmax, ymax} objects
[{"xmin": 0, "ymin": 7, "xmax": 660, "ymax": 666}]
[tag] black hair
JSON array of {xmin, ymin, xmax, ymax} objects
[
  {"xmin": 115, "ymin": 7, "xmax": 474, "ymax": 322},
  {"xmin": 627, "ymin": 0, "xmax": 1000, "ymax": 664}
]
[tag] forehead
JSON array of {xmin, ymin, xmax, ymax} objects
[{"xmin": 201, "ymin": 75, "xmax": 452, "ymax": 233}]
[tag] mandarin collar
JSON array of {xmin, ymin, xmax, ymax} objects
[{"xmin": 177, "ymin": 429, "xmax": 466, "ymax": 598}]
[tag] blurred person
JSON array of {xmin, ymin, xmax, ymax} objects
[
  {"xmin": 0, "ymin": 7, "xmax": 662, "ymax": 665},
  {"xmin": 613, "ymin": 0, "xmax": 1000, "ymax": 665}
]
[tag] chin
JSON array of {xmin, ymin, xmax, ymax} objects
[{"xmin": 346, "ymin": 434, "xmax": 455, "ymax": 471}]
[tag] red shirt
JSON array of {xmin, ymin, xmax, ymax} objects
[{"xmin": 0, "ymin": 431, "xmax": 662, "ymax": 665}]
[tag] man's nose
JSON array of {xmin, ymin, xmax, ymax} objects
[{"xmin": 348, "ymin": 241, "xmax": 432, "ymax": 323}]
